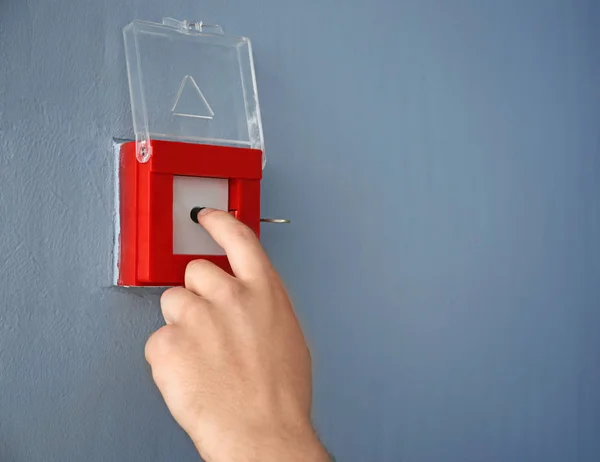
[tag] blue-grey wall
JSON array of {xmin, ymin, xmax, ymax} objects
[{"xmin": 1, "ymin": 1, "xmax": 599, "ymax": 461}]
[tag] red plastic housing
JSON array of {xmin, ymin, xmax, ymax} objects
[{"xmin": 117, "ymin": 140, "xmax": 262, "ymax": 286}]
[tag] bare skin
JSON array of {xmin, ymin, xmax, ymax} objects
[{"xmin": 145, "ymin": 208, "xmax": 330, "ymax": 462}]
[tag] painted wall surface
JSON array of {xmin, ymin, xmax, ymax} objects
[{"xmin": 1, "ymin": 1, "xmax": 599, "ymax": 461}]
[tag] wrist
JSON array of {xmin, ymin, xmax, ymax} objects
[{"xmin": 194, "ymin": 419, "xmax": 329, "ymax": 462}]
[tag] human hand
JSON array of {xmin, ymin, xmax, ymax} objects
[{"xmin": 145, "ymin": 208, "xmax": 329, "ymax": 462}]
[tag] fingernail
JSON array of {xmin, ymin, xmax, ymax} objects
[
  {"xmin": 198, "ymin": 207, "xmax": 214, "ymax": 216},
  {"xmin": 190, "ymin": 207, "xmax": 205, "ymax": 224}
]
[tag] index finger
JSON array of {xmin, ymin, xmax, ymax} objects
[{"xmin": 195, "ymin": 208, "xmax": 272, "ymax": 281}]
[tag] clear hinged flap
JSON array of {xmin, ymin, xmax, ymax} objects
[{"xmin": 123, "ymin": 18, "xmax": 265, "ymax": 163}]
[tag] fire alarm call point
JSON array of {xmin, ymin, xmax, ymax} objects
[{"xmin": 115, "ymin": 18, "xmax": 283, "ymax": 287}]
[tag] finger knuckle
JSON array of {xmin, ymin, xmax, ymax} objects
[
  {"xmin": 160, "ymin": 287, "xmax": 183, "ymax": 306},
  {"xmin": 185, "ymin": 259, "xmax": 214, "ymax": 279},
  {"xmin": 145, "ymin": 327, "xmax": 176, "ymax": 362}
]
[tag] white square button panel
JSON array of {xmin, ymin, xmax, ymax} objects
[{"xmin": 173, "ymin": 176, "xmax": 228, "ymax": 255}]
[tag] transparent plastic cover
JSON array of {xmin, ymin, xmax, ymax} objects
[{"xmin": 124, "ymin": 18, "xmax": 265, "ymax": 163}]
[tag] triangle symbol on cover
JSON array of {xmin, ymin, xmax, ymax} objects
[{"xmin": 171, "ymin": 75, "xmax": 214, "ymax": 119}]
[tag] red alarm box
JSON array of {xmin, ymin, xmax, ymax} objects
[{"xmin": 115, "ymin": 18, "xmax": 267, "ymax": 287}]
